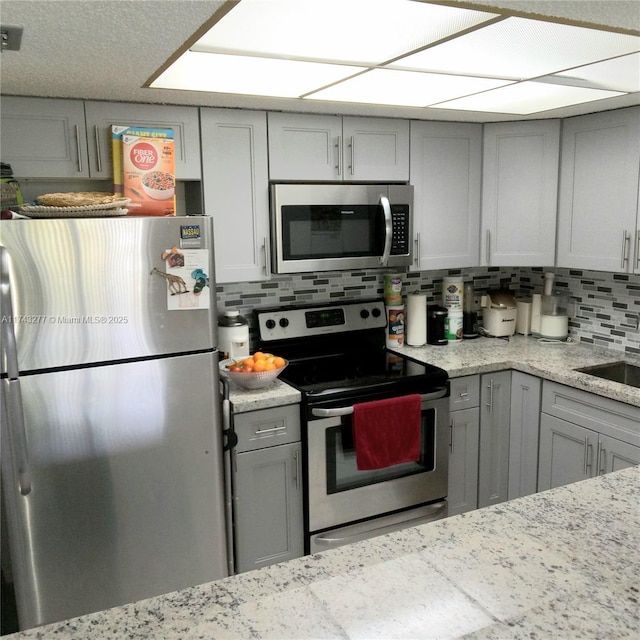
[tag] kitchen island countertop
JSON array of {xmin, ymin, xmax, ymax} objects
[{"xmin": 7, "ymin": 465, "xmax": 639, "ymax": 639}]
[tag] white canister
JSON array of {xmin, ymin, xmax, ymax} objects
[
  {"xmin": 445, "ymin": 310, "xmax": 463, "ymax": 343},
  {"xmin": 386, "ymin": 305, "xmax": 405, "ymax": 348},
  {"xmin": 442, "ymin": 276, "xmax": 463, "ymax": 310},
  {"xmin": 218, "ymin": 310, "xmax": 250, "ymax": 360}
]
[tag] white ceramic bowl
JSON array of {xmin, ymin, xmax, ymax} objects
[
  {"xmin": 141, "ymin": 171, "xmax": 175, "ymax": 200},
  {"xmin": 219, "ymin": 358, "xmax": 288, "ymax": 390}
]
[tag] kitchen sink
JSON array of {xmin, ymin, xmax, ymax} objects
[{"xmin": 576, "ymin": 361, "xmax": 640, "ymax": 388}]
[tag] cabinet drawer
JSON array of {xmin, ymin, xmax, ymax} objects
[
  {"xmin": 449, "ymin": 375, "xmax": 480, "ymax": 410},
  {"xmin": 234, "ymin": 404, "xmax": 301, "ymax": 452},
  {"xmin": 542, "ymin": 381, "xmax": 640, "ymax": 447}
]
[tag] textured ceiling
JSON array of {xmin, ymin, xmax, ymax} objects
[{"xmin": 1, "ymin": 0, "xmax": 639, "ymax": 122}]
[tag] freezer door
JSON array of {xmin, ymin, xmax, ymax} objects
[
  {"xmin": 0, "ymin": 216, "xmax": 217, "ymax": 373},
  {"xmin": 1, "ymin": 352, "xmax": 227, "ymax": 629}
]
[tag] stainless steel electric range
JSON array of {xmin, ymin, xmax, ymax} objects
[{"xmin": 256, "ymin": 298, "xmax": 450, "ymax": 554}]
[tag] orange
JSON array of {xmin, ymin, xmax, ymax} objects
[
  {"xmin": 264, "ymin": 362, "xmax": 277, "ymax": 371},
  {"xmin": 242, "ymin": 357, "xmax": 254, "ymax": 368},
  {"xmin": 252, "ymin": 351, "xmax": 265, "ymax": 361},
  {"xmin": 253, "ymin": 360, "xmax": 267, "ymax": 372},
  {"xmin": 272, "ymin": 356, "xmax": 286, "ymax": 369}
]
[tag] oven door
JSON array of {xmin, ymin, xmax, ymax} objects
[{"xmin": 306, "ymin": 390, "xmax": 449, "ymax": 536}]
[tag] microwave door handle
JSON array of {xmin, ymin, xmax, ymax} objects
[{"xmin": 379, "ymin": 195, "xmax": 392, "ymax": 266}]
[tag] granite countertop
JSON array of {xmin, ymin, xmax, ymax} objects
[
  {"xmin": 9, "ymin": 466, "xmax": 639, "ymax": 639},
  {"xmin": 395, "ymin": 335, "xmax": 640, "ymax": 407},
  {"xmin": 227, "ymin": 336, "xmax": 640, "ymax": 411}
]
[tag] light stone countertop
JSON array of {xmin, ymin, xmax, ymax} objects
[
  {"xmin": 8, "ymin": 466, "xmax": 640, "ymax": 639},
  {"xmin": 394, "ymin": 335, "xmax": 640, "ymax": 407},
  {"xmin": 226, "ymin": 336, "xmax": 640, "ymax": 410}
]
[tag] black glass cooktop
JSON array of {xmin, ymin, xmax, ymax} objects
[{"xmin": 277, "ymin": 348, "xmax": 448, "ymax": 402}]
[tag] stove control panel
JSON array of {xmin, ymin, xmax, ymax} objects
[{"xmin": 257, "ymin": 299, "xmax": 387, "ymax": 341}]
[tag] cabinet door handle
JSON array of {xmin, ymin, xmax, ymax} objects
[
  {"xmin": 583, "ymin": 436, "xmax": 592, "ymax": 475},
  {"xmin": 459, "ymin": 391, "xmax": 469, "ymax": 398},
  {"xmin": 254, "ymin": 425, "xmax": 286, "ymax": 435},
  {"xmin": 263, "ymin": 237, "xmax": 271, "ymax": 278},
  {"xmin": 449, "ymin": 419, "xmax": 454, "ymax": 454},
  {"xmin": 621, "ymin": 229, "xmax": 631, "ymax": 269},
  {"xmin": 414, "ymin": 232, "xmax": 420, "ymax": 269},
  {"xmin": 596, "ymin": 440, "xmax": 605, "ymax": 475},
  {"xmin": 349, "ymin": 135, "xmax": 355, "ymax": 175},
  {"xmin": 485, "ymin": 229, "xmax": 491, "ymax": 264},
  {"xmin": 293, "ymin": 449, "xmax": 300, "ymax": 490},
  {"xmin": 336, "ymin": 135, "xmax": 342, "ymax": 176},
  {"xmin": 75, "ymin": 125, "xmax": 83, "ymax": 173},
  {"xmin": 485, "ymin": 379, "xmax": 494, "ymax": 414},
  {"xmin": 636, "ymin": 229, "xmax": 640, "ymax": 271},
  {"xmin": 94, "ymin": 125, "xmax": 102, "ymax": 173}
]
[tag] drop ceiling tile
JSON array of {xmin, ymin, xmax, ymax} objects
[
  {"xmin": 150, "ymin": 51, "xmax": 361, "ymax": 98},
  {"xmin": 547, "ymin": 52, "xmax": 640, "ymax": 92},
  {"xmin": 389, "ymin": 17, "xmax": 640, "ymax": 80},
  {"xmin": 434, "ymin": 81, "xmax": 627, "ymax": 114},
  {"xmin": 305, "ymin": 68, "xmax": 513, "ymax": 107},
  {"xmin": 191, "ymin": 0, "xmax": 498, "ymax": 65}
]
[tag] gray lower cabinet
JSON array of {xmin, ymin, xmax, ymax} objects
[
  {"xmin": 538, "ymin": 381, "xmax": 640, "ymax": 491},
  {"xmin": 508, "ymin": 372, "xmax": 541, "ymax": 500},
  {"xmin": 232, "ymin": 404, "xmax": 304, "ymax": 573},
  {"xmin": 448, "ymin": 376, "xmax": 480, "ymax": 516},
  {"xmin": 478, "ymin": 371, "xmax": 512, "ymax": 508}
]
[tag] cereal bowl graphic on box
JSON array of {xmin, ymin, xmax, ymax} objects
[{"xmin": 120, "ymin": 127, "xmax": 176, "ymax": 216}]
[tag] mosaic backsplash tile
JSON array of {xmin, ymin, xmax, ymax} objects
[{"xmin": 216, "ymin": 267, "xmax": 639, "ymax": 356}]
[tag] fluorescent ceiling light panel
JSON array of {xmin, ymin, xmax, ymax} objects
[
  {"xmin": 435, "ymin": 82, "xmax": 626, "ymax": 115},
  {"xmin": 389, "ymin": 17, "xmax": 640, "ymax": 79},
  {"xmin": 191, "ymin": 0, "xmax": 498, "ymax": 65},
  {"xmin": 151, "ymin": 51, "xmax": 361, "ymax": 97},
  {"xmin": 548, "ymin": 52, "xmax": 640, "ymax": 92},
  {"xmin": 305, "ymin": 68, "xmax": 513, "ymax": 107}
]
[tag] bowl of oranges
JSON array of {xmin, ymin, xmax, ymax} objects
[{"xmin": 219, "ymin": 352, "xmax": 288, "ymax": 390}]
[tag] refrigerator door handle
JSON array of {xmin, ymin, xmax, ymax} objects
[
  {"xmin": 1, "ymin": 248, "xmax": 31, "ymax": 494},
  {"xmin": 1, "ymin": 246, "xmax": 20, "ymax": 378},
  {"xmin": 5, "ymin": 378, "xmax": 32, "ymax": 495}
]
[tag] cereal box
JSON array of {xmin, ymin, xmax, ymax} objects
[{"xmin": 121, "ymin": 127, "xmax": 175, "ymax": 216}]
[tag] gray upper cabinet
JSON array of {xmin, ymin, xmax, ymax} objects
[
  {"xmin": 200, "ymin": 108, "xmax": 270, "ymax": 284},
  {"xmin": 410, "ymin": 121, "xmax": 482, "ymax": 271},
  {"xmin": 1, "ymin": 97, "xmax": 89, "ymax": 178},
  {"xmin": 267, "ymin": 112, "xmax": 409, "ymax": 182},
  {"xmin": 84, "ymin": 101, "xmax": 202, "ymax": 180},
  {"xmin": 557, "ymin": 106, "xmax": 640, "ymax": 273},
  {"xmin": 1, "ymin": 97, "xmax": 202, "ymax": 181},
  {"xmin": 481, "ymin": 120, "xmax": 560, "ymax": 267}
]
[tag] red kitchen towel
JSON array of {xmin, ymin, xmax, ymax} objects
[{"xmin": 352, "ymin": 394, "xmax": 422, "ymax": 470}]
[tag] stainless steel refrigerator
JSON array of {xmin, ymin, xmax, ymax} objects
[{"xmin": 0, "ymin": 216, "xmax": 228, "ymax": 630}]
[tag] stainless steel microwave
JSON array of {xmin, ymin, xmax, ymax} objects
[{"xmin": 270, "ymin": 183, "xmax": 414, "ymax": 274}]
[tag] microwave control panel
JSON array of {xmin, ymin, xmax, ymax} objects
[{"xmin": 391, "ymin": 205, "xmax": 410, "ymax": 256}]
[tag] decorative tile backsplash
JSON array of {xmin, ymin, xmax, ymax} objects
[{"xmin": 216, "ymin": 267, "xmax": 640, "ymax": 356}]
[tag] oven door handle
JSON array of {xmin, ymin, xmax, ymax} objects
[
  {"xmin": 311, "ymin": 388, "xmax": 448, "ymax": 417},
  {"xmin": 379, "ymin": 194, "xmax": 392, "ymax": 266}
]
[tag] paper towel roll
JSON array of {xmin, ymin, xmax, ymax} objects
[
  {"xmin": 516, "ymin": 300, "xmax": 532, "ymax": 335},
  {"xmin": 531, "ymin": 294, "xmax": 542, "ymax": 335},
  {"xmin": 406, "ymin": 294, "xmax": 427, "ymax": 346}
]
